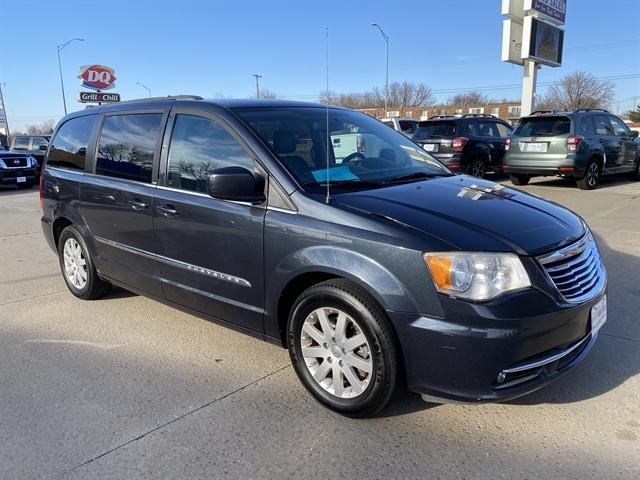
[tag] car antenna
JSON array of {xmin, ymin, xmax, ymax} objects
[{"xmin": 325, "ymin": 26, "xmax": 331, "ymax": 205}]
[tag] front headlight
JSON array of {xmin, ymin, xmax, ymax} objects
[
  {"xmin": 423, "ymin": 252, "xmax": 531, "ymax": 301},
  {"xmin": 0, "ymin": 159, "xmax": 6, "ymax": 169}
]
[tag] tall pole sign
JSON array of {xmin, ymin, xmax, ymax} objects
[
  {"xmin": 501, "ymin": 0, "xmax": 566, "ymax": 117},
  {"xmin": 77, "ymin": 65, "xmax": 121, "ymax": 104}
]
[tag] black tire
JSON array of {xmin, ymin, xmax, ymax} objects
[
  {"xmin": 630, "ymin": 157, "xmax": 640, "ymax": 181},
  {"xmin": 509, "ymin": 174, "xmax": 531, "ymax": 186},
  {"xmin": 468, "ymin": 158, "xmax": 488, "ymax": 178},
  {"xmin": 577, "ymin": 158, "xmax": 601, "ymax": 190},
  {"xmin": 287, "ymin": 279, "xmax": 400, "ymax": 417},
  {"xmin": 17, "ymin": 182, "xmax": 34, "ymax": 189},
  {"xmin": 58, "ymin": 225, "xmax": 111, "ymax": 300}
]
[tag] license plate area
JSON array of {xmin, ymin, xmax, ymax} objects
[
  {"xmin": 17, "ymin": 176, "xmax": 26, "ymax": 183},
  {"xmin": 525, "ymin": 142, "xmax": 548, "ymax": 153},
  {"xmin": 590, "ymin": 294, "xmax": 607, "ymax": 334}
]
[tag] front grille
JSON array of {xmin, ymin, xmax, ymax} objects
[
  {"xmin": 2, "ymin": 157, "xmax": 28, "ymax": 168},
  {"xmin": 538, "ymin": 233, "xmax": 605, "ymax": 303}
]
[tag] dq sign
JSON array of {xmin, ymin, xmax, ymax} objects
[{"xmin": 78, "ymin": 65, "xmax": 117, "ymax": 91}]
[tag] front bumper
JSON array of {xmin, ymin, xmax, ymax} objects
[
  {"xmin": 391, "ymin": 287, "xmax": 605, "ymax": 403},
  {"xmin": 0, "ymin": 167, "xmax": 38, "ymax": 185}
]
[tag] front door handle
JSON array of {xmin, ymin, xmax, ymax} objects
[
  {"xmin": 157, "ymin": 204, "xmax": 179, "ymax": 217},
  {"xmin": 128, "ymin": 199, "xmax": 149, "ymax": 211}
]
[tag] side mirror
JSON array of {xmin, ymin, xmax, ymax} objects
[
  {"xmin": 206, "ymin": 166, "xmax": 266, "ymax": 204},
  {"xmin": 630, "ymin": 130, "xmax": 639, "ymax": 139}
]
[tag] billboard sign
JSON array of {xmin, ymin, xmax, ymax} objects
[
  {"xmin": 501, "ymin": 18, "xmax": 525, "ymax": 66},
  {"xmin": 77, "ymin": 92, "xmax": 121, "ymax": 103},
  {"xmin": 529, "ymin": 0, "xmax": 566, "ymax": 24},
  {"xmin": 78, "ymin": 65, "xmax": 117, "ymax": 91},
  {"xmin": 522, "ymin": 16, "xmax": 564, "ymax": 67}
]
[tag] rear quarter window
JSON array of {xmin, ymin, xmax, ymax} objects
[
  {"xmin": 513, "ymin": 117, "xmax": 570, "ymax": 137},
  {"xmin": 47, "ymin": 115, "xmax": 97, "ymax": 170}
]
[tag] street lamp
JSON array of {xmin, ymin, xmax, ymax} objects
[
  {"xmin": 136, "ymin": 82, "xmax": 151, "ymax": 97},
  {"xmin": 371, "ymin": 23, "xmax": 389, "ymax": 116},
  {"xmin": 57, "ymin": 38, "xmax": 84, "ymax": 115}
]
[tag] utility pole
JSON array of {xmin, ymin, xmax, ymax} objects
[
  {"xmin": 372, "ymin": 23, "xmax": 389, "ymax": 116},
  {"xmin": 56, "ymin": 38, "xmax": 84, "ymax": 115},
  {"xmin": 253, "ymin": 74, "xmax": 262, "ymax": 99},
  {"xmin": 0, "ymin": 83, "xmax": 10, "ymax": 145}
]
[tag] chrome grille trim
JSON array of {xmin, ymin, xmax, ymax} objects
[{"xmin": 537, "ymin": 233, "xmax": 606, "ymax": 303}]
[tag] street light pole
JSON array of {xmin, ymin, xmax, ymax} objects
[
  {"xmin": 253, "ymin": 74, "xmax": 262, "ymax": 98},
  {"xmin": 136, "ymin": 82, "xmax": 151, "ymax": 97},
  {"xmin": 56, "ymin": 38, "xmax": 84, "ymax": 115},
  {"xmin": 372, "ymin": 23, "xmax": 389, "ymax": 116}
]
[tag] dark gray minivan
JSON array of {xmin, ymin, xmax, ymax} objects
[{"xmin": 41, "ymin": 97, "xmax": 607, "ymax": 416}]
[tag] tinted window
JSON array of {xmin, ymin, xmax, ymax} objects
[
  {"xmin": 463, "ymin": 120, "xmax": 476, "ymax": 136},
  {"xmin": 495, "ymin": 123, "xmax": 513, "ymax": 137},
  {"xmin": 96, "ymin": 114, "xmax": 163, "ymax": 183},
  {"xmin": 608, "ymin": 116, "xmax": 629, "ymax": 136},
  {"xmin": 13, "ymin": 137, "xmax": 29, "ymax": 149},
  {"xmin": 167, "ymin": 114, "xmax": 254, "ymax": 193},
  {"xmin": 31, "ymin": 137, "xmax": 48, "ymax": 149},
  {"xmin": 413, "ymin": 121, "xmax": 456, "ymax": 141},
  {"xmin": 399, "ymin": 121, "xmax": 417, "ymax": 134},
  {"xmin": 594, "ymin": 115, "xmax": 613, "ymax": 136},
  {"xmin": 513, "ymin": 116, "xmax": 570, "ymax": 137},
  {"xmin": 478, "ymin": 121, "xmax": 502, "ymax": 137},
  {"xmin": 47, "ymin": 115, "xmax": 97, "ymax": 170},
  {"xmin": 579, "ymin": 116, "xmax": 595, "ymax": 135}
]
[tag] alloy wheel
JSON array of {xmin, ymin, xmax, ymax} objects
[
  {"xmin": 471, "ymin": 160, "xmax": 486, "ymax": 178},
  {"xmin": 63, "ymin": 238, "xmax": 88, "ymax": 289},
  {"xmin": 587, "ymin": 162, "xmax": 599, "ymax": 188},
  {"xmin": 300, "ymin": 307, "xmax": 373, "ymax": 398}
]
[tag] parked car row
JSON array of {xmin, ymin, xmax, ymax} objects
[
  {"xmin": 0, "ymin": 134, "xmax": 51, "ymax": 189},
  {"xmin": 409, "ymin": 109, "xmax": 640, "ymax": 190}
]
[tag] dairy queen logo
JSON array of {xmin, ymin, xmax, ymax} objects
[{"xmin": 78, "ymin": 65, "xmax": 117, "ymax": 91}]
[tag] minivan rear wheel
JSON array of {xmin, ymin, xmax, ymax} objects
[
  {"xmin": 287, "ymin": 279, "xmax": 400, "ymax": 417},
  {"xmin": 58, "ymin": 225, "xmax": 111, "ymax": 300},
  {"xmin": 509, "ymin": 174, "xmax": 531, "ymax": 186},
  {"xmin": 577, "ymin": 159, "xmax": 600, "ymax": 190}
]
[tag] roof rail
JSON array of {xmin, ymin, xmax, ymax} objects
[
  {"xmin": 116, "ymin": 95, "xmax": 203, "ymax": 105},
  {"xmin": 462, "ymin": 113, "xmax": 500, "ymax": 119},
  {"xmin": 531, "ymin": 110, "xmax": 561, "ymax": 115},
  {"xmin": 573, "ymin": 108, "xmax": 609, "ymax": 113},
  {"xmin": 427, "ymin": 115, "xmax": 454, "ymax": 119}
]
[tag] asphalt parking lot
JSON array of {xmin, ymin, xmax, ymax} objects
[{"xmin": 1, "ymin": 175, "xmax": 639, "ymax": 480}]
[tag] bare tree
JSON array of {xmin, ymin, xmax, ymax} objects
[
  {"xmin": 536, "ymin": 71, "xmax": 614, "ymax": 111},
  {"xmin": 26, "ymin": 120, "xmax": 56, "ymax": 134},
  {"xmin": 319, "ymin": 81, "xmax": 434, "ymax": 109},
  {"xmin": 447, "ymin": 90, "xmax": 489, "ymax": 107},
  {"xmin": 254, "ymin": 89, "xmax": 279, "ymax": 99}
]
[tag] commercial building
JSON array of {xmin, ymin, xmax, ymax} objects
[{"xmin": 359, "ymin": 102, "xmax": 523, "ymax": 124}]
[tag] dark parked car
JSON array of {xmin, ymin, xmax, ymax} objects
[
  {"xmin": 11, "ymin": 134, "xmax": 51, "ymax": 173},
  {"xmin": 0, "ymin": 144, "xmax": 39, "ymax": 188},
  {"xmin": 412, "ymin": 114, "xmax": 513, "ymax": 178},
  {"xmin": 41, "ymin": 97, "xmax": 607, "ymax": 416},
  {"xmin": 503, "ymin": 109, "xmax": 640, "ymax": 189}
]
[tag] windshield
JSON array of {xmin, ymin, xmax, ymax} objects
[
  {"xmin": 412, "ymin": 121, "xmax": 456, "ymax": 141},
  {"xmin": 514, "ymin": 116, "xmax": 571, "ymax": 137},
  {"xmin": 232, "ymin": 107, "xmax": 450, "ymax": 194}
]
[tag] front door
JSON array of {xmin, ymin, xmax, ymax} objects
[
  {"xmin": 153, "ymin": 109, "xmax": 265, "ymax": 332},
  {"xmin": 594, "ymin": 115, "xmax": 620, "ymax": 169},
  {"xmin": 79, "ymin": 111, "xmax": 167, "ymax": 297},
  {"xmin": 608, "ymin": 115, "xmax": 638, "ymax": 169}
]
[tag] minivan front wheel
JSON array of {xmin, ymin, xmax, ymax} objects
[
  {"xmin": 577, "ymin": 159, "xmax": 600, "ymax": 190},
  {"xmin": 288, "ymin": 279, "xmax": 400, "ymax": 417},
  {"xmin": 58, "ymin": 226, "xmax": 111, "ymax": 300}
]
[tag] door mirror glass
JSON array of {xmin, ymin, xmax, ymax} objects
[
  {"xmin": 206, "ymin": 166, "xmax": 266, "ymax": 204},
  {"xmin": 629, "ymin": 130, "xmax": 638, "ymax": 139}
]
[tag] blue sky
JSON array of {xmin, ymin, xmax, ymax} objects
[{"xmin": 2, "ymin": 0, "xmax": 639, "ymax": 132}]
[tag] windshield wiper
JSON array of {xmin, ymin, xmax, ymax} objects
[
  {"xmin": 304, "ymin": 179, "xmax": 382, "ymax": 189},
  {"xmin": 382, "ymin": 171, "xmax": 451, "ymax": 184}
]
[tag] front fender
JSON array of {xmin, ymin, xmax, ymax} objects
[{"xmin": 266, "ymin": 245, "xmax": 420, "ymax": 320}]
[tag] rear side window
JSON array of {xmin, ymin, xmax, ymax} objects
[
  {"xmin": 13, "ymin": 137, "xmax": 30, "ymax": 149},
  {"xmin": 413, "ymin": 121, "xmax": 456, "ymax": 141},
  {"xmin": 513, "ymin": 117, "xmax": 570, "ymax": 137},
  {"xmin": 593, "ymin": 115, "xmax": 613, "ymax": 136},
  {"xmin": 96, "ymin": 114, "xmax": 163, "ymax": 183},
  {"xmin": 47, "ymin": 115, "xmax": 97, "ymax": 170},
  {"xmin": 166, "ymin": 114, "xmax": 255, "ymax": 193},
  {"xmin": 477, "ymin": 121, "xmax": 502, "ymax": 137},
  {"xmin": 579, "ymin": 116, "xmax": 595, "ymax": 135}
]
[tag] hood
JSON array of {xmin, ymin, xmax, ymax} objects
[
  {"xmin": 334, "ymin": 175, "xmax": 585, "ymax": 255},
  {"xmin": 0, "ymin": 149, "xmax": 29, "ymax": 158}
]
